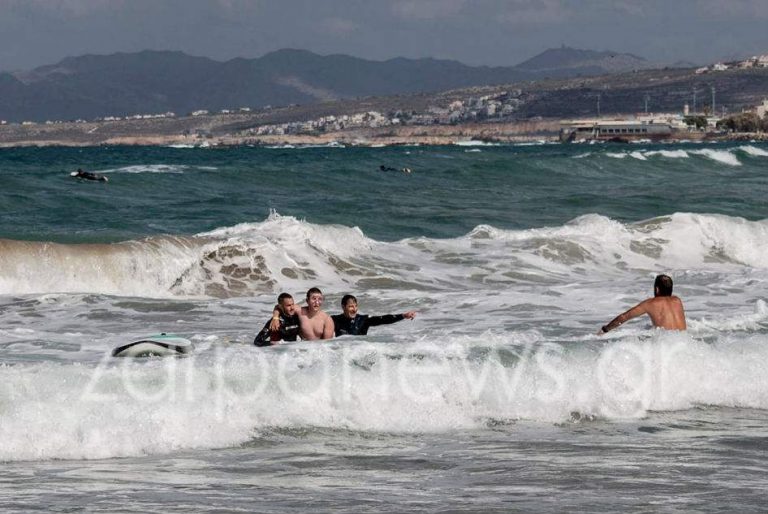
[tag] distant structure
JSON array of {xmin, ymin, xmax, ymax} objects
[
  {"xmin": 698, "ymin": 53, "xmax": 768, "ymax": 74},
  {"xmin": 756, "ymin": 99, "xmax": 768, "ymax": 119},
  {"xmin": 559, "ymin": 119, "xmax": 673, "ymax": 142}
]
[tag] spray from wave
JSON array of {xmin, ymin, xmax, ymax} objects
[{"xmin": 1, "ymin": 212, "xmax": 767, "ymax": 298}]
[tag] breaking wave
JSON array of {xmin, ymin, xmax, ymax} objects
[{"xmin": 1, "ymin": 212, "xmax": 767, "ymax": 298}]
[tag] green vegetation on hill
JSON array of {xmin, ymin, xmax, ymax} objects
[{"xmin": 717, "ymin": 112, "xmax": 768, "ymax": 132}]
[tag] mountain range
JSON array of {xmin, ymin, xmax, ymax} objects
[{"xmin": 0, "ymin": 47, "xmax": 655, "ymax": 122}]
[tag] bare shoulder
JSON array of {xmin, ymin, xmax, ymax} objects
[{"xmin": 657, "ymin": 295, "xmax": 683, "ymax": 305}]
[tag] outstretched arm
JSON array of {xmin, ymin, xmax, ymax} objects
[
  {"xmin": 598, "ymin": 300, "xmax": 649, "ymax": 335},
  {"xmin": 366, "ymin": 311, "xmax": 417, "ymax": 328}
]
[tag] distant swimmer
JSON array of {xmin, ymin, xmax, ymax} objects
[
  {"xmin": 379, "ymin": 165, "xmax": 412, "ymax": 174},
  {"xmin": 254, "ymin": 292, "xmax": 300, "ymax": 346},
  {"xmin": 271, "ymin": 287, "xmax": 334, "ymax": 340},
  {"xmin": 331, "ymin": 294, "xmax": 416, "ymax": 337},
  {"xmin": 70, "ymin": 168, "xmax": 108, "ymax": 182},
  {"xmin": 598, "ymin": 274, "xmax": 687, "ymax": 334}
]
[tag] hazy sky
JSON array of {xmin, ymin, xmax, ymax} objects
[{"xmin": 1, "ymin": 0, "xmax": 767, "ymax": 72}]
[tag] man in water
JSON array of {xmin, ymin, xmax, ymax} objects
[
  {"xmin": 598, "ymin": 274, "xmax": 686, "ymax": 334},
  {"xmin": 331, "ymin": 294, "xmax": 417, "ymax": 337},
  {"xmin": 70, "ymin": 168, "xmax": 108, "ymax": 182},
  {"xmin": 379, "ymin": 165, "xmax": 412, "ymax": 174},
  {"xmin": 270, "ymin": 287, "xmax": 334, "ymax": 340},
  {"xmin": 254, "ymin": 292, "xmax": 300, "ymax": 346}
]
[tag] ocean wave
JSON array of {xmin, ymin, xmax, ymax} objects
[
  {"xmin": 100, "ymin": 164, "xmax": 189, "ymax": 174},
  {"xmin": 2, "ymin": 331, "xmax": 767, "ymax": 461},
  {"xmin": 1, "ymin": 212, "xmax": 767, "ymax": 298},
  {"xmin": 739, "ymin": 145, "xmax": 768, "ymax": 157},
  {"xmin": 644, "ymin": 149, "xmax": 689, "ymax": 159},
  {"xmin": 453, "ymin": 140, "xmax": 499, "ymax": 147},
  {"xmin": 689, "ymin": 149, "xmax": 741, "ymax": 166},
  {"xmin": 587, "ymin": 146, "xmax": 767, "ymax": 165}
]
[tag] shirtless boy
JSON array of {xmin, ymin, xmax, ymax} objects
[
  {"xmin": 271, "ymin": 287, "xmax": 334, "ymax": 340},
  {"xmin": 598, "ymin": 274, "xmax": 686, "ymax": 334}
]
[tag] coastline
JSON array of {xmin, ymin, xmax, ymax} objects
[{"xmin": 0, "ymin": 117, "xmax": 765, "ymax": 148}]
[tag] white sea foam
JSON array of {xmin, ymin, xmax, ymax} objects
[
  {"xmin": 690, "ymin": 149, "xmax": 741, "ymax": 166},
  {"xmin": 645, "ymin": 149, "xmax": 689, "ymax": 159},
  {"xmin": 739, "ymin": 145, "xmax": 768, "ymax": 157},
  {"xmin": 454, "ymin": 140, "xmax": 498, "ymax": 147},
  {"xmin": 2, "ymin": 212, "xmax": 768, "ymax": 298},
  {"xmin": 629, "ymin": 151, "xmax": 647, "ymax": 160},
  {"xmin": 2, "ymin": 330, "xmax": 768, "ymax": 462},
  {"xmin": 691, "ymin": 299, "xmax": 768, "ymax": 332},
  {"xmin": 513, "ymin": 140, "xmax": 550, "ymax": 146},
  {"xmin": 606, "ymin": 152, "xmax": 627, "ymax": 159},
  {"xmin": 289, "ymin": 142, "xmax": 345, "ymax": 149},
  {"xmin": 100, "ymin": 164, "xmax": 188, "ymax": 174}
]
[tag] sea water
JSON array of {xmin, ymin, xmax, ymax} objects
[{"xmin": 1, "ymin": 142, "xmax": 768, "ymax": 512}]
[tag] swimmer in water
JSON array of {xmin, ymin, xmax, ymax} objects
[
  {"xmin": 254, "ymin": 292, "xmax": 301, "ymax": 346},
  {"xmin": 331, "ymin": 294, "xmax": 416, "ymax": 337},
  {"xmin": 598, "ymin": 274, "xmax": 687, "ymax": 334},
  {"xmin": 270, "ymin": 287, "xmax": 334, "ymax": 340},
  {"xmin": 70, "ymin": 168, "xmax": 108, "ymax": 182}
]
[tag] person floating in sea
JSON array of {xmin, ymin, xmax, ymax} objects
[
  {"xmin": 254, "ymin": 292, "xmax": 300, "ymax": 346},
  {"xmin": 379, "ymin": 165, "xmax": 412, "ymax": 174},
  {"xmin": 70, "ymin": 168, "xmax": 108, "ymax": 182},
  {"xmin": 270, "ymin": 287, "xmax": 334, "ymax": 340},
  {"xmin": 331, "ymin": 294, "xmax": 416, "ymax": 337},
  {"xmin": 598, "ymin": 274, "xmax": 686, "ymax": 334}
]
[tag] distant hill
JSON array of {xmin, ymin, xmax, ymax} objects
[
  {"xmin": 515, "ymin": 45, "xmax": 653, "ymax": 76},
  {"xmin": 0, "ymin": 47, "xmax": 662, "ymax": 122}
]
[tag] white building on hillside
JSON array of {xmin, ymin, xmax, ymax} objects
[{"xmin": 757, "ymin": 99, "xmax": 768, "ymax": 118}]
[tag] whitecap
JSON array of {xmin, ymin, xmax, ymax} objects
[
  {"xmin": 739, "ymin": 145, "xmax": 768, "ymax": 157},
  {"xmin": 689, "ymin": 149, "xmax": 741, "ymax": 166}
]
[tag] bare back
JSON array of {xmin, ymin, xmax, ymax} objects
[
  {"xmin": 602, "ymin": 294, "xmax": 686, "ymax": 333},
  {"xmin": 641, "ymin": 295, "xmax": 687, "ymax": 330}
]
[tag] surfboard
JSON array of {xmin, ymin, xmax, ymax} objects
[{"xmin": 112, "ymin": 333, "xmax": 193, "ymax": 357}]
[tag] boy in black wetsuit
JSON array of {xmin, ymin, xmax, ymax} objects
[
  {"xmin": 254, "ymin": 292, "xmax": 301, "ymax": 346},
  {"xmin": 331, "ymin": 294, "xmax": 416, "ymax": 337}
]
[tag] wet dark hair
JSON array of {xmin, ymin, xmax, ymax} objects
[
  {"xmin": 341, "ymin": 294, "xmax": 357, "ymax": 307},
  {"xmin": 277, "ymin": 292, "xmax": 293, "ymax": 304},
  {"xmin": 654, "ymin": 274, "xmax": 673, "ymax": 296},
  {"xmin": 306, "ymin": 287, "xmax": 323, "ymax": 300}
]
